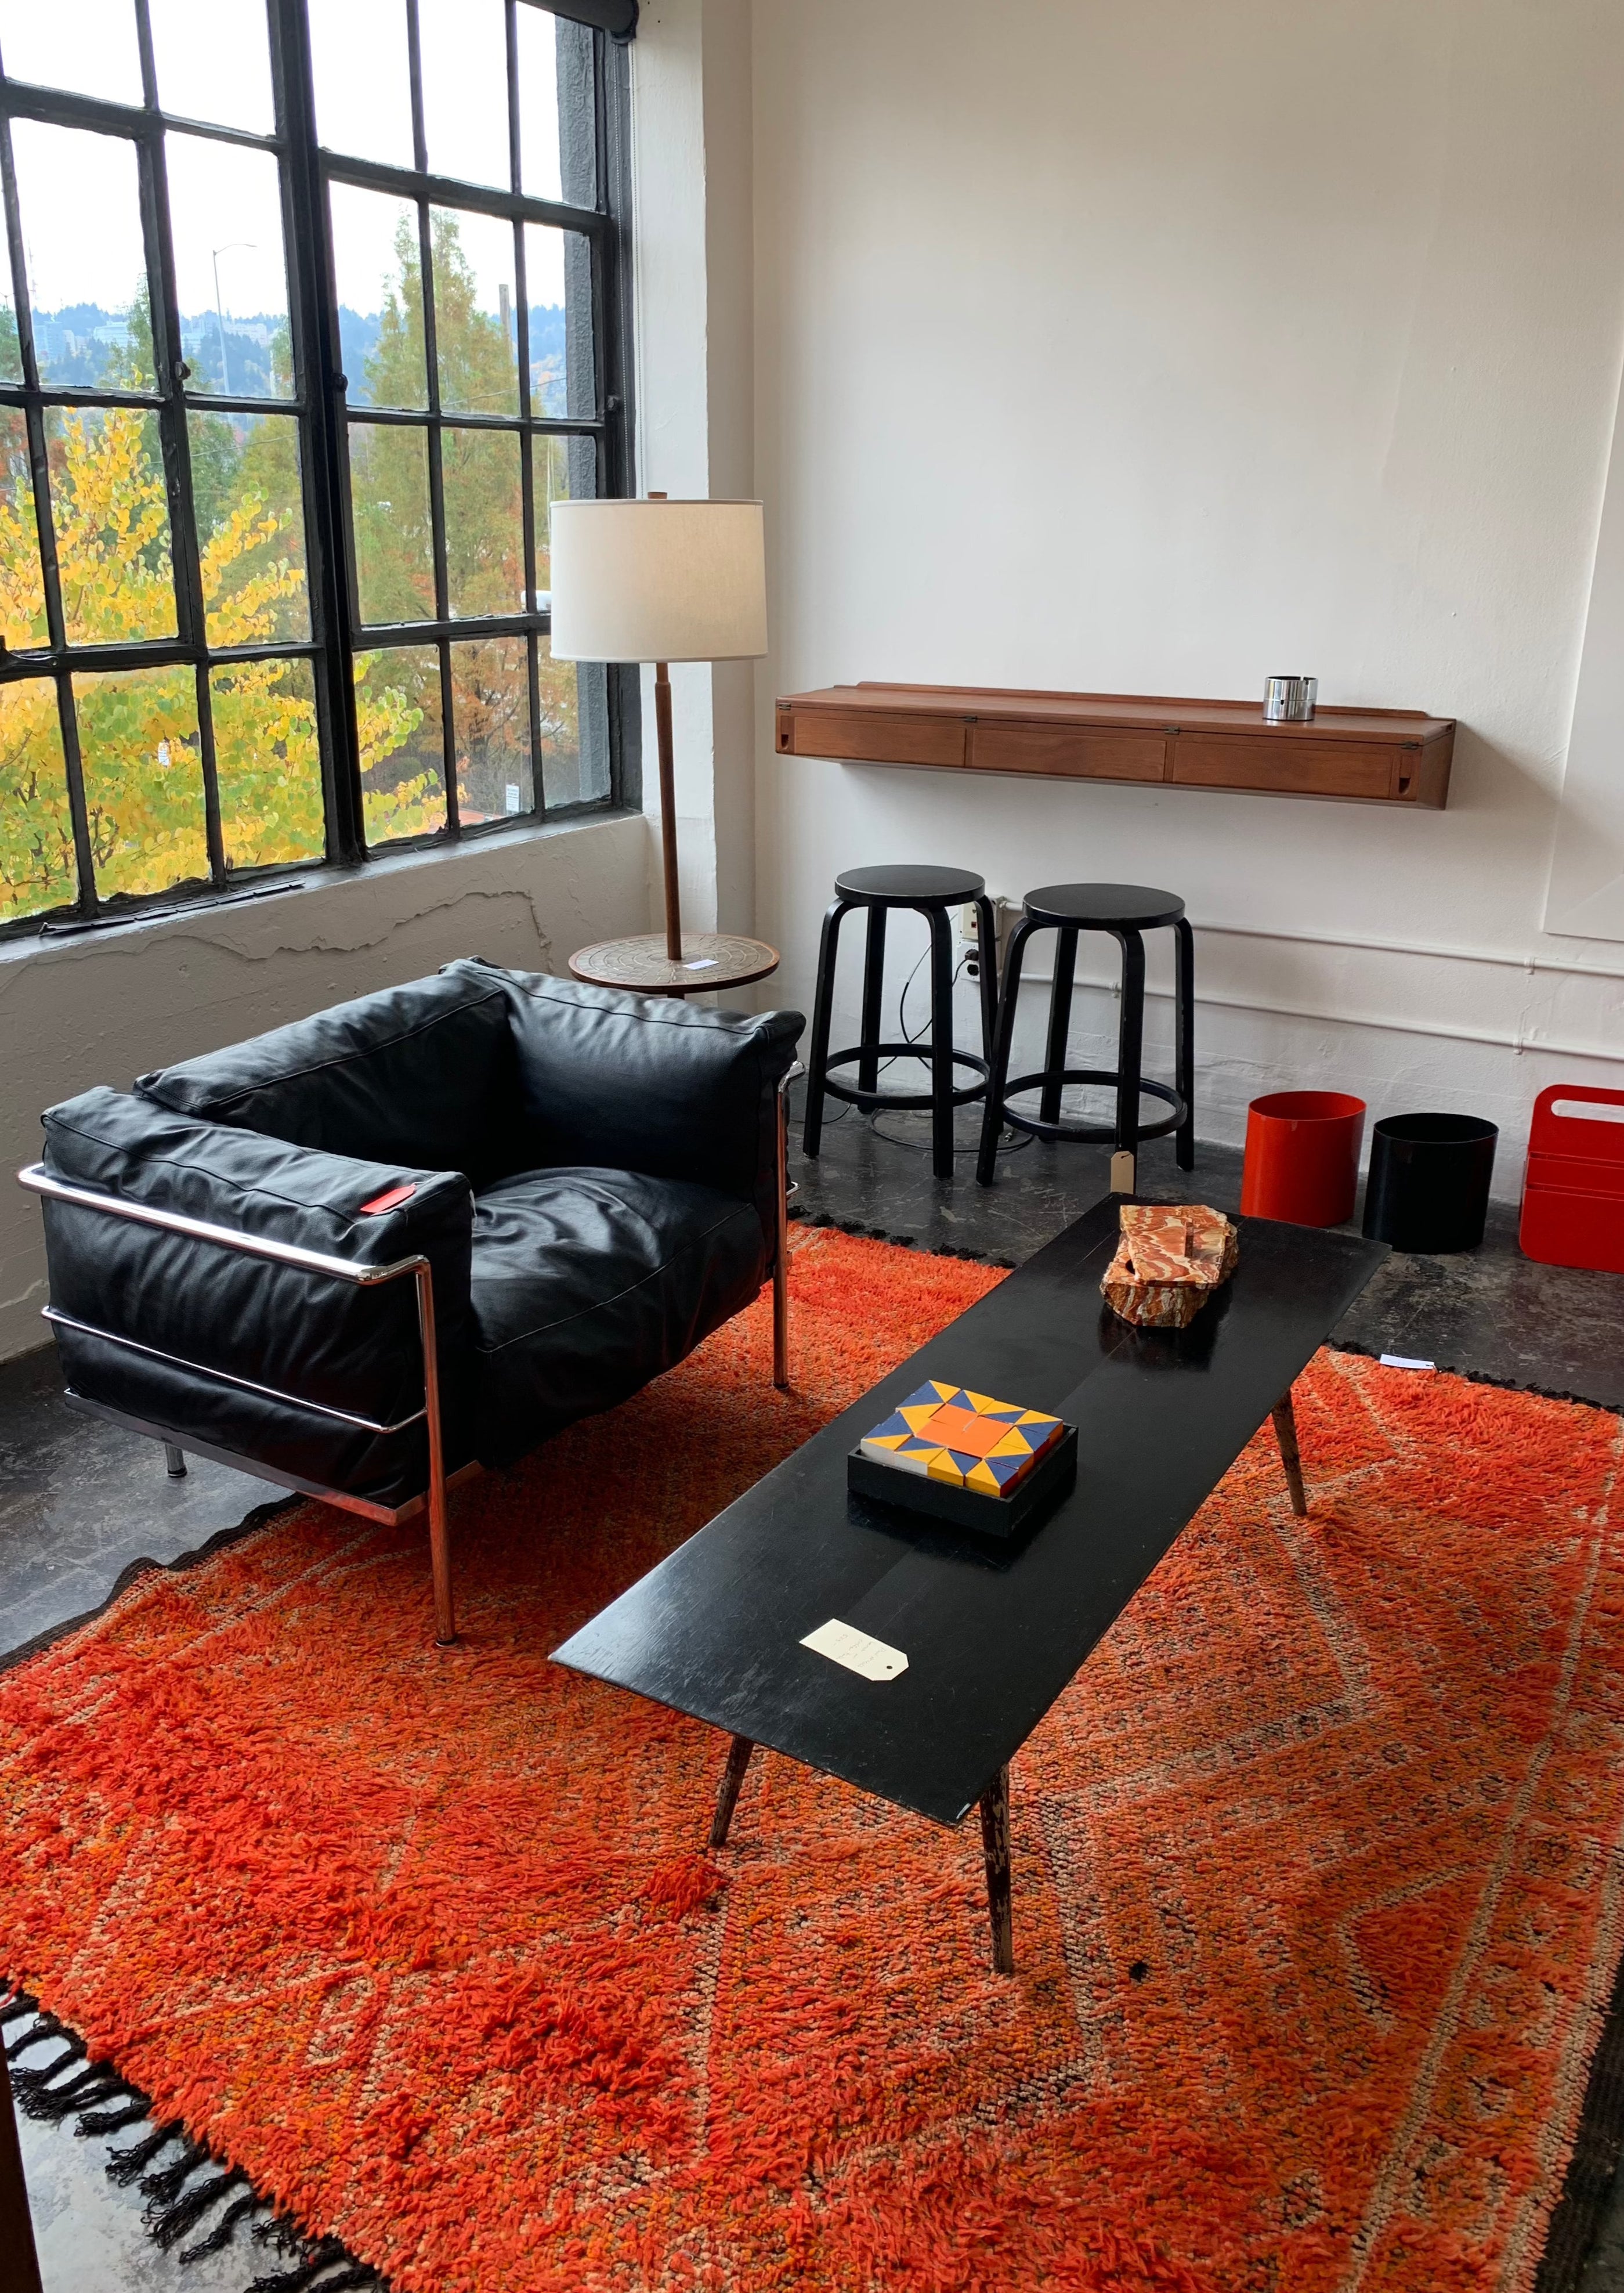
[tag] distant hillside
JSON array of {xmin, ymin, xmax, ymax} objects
[{"xmin": 36, "ymin": 304, "xmax": 572, "ymax": 411}]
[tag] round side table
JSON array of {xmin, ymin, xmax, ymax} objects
[{"xmin": 569, "ymin": 931, "xmax": 781, "ymax": 1000}]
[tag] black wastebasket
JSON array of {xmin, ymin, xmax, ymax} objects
[{"xmin": 1361, "ymin": 1113, "xmax": 1499, "ymax": 1252}]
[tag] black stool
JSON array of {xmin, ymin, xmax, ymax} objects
[
  {"xmin": 803, "ymin": 865, "xmax": 998, "ymax": 1180},
  {"xmin": 975, "ymin": 882, "xmax": 1193, "ymax": 1187}
]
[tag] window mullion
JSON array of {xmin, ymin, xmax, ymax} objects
[{"xmin": 274, "ymin": 0, "xmax": 363, "ymax": 865}]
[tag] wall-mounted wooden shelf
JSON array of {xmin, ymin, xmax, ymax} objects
[{"xmin": 775, "ymin": 683, "xmax": 1456, "ymax": 809}]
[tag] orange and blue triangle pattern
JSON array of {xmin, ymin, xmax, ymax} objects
[{"xmin": 859, "ymin": 1378, "xmax": 1065, "ymax": 1496}]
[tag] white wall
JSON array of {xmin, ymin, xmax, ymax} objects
[
  {"xmin": 631, "ymin": 0, "xmax": 757, "ymax": 943},
  {"xmin": 0, "ymin": 815, "xmax": 646, "ymax": 1361},
  {"xmin": 750, "ymin": 0, "xmax": 1624, "ymax": 1185}
]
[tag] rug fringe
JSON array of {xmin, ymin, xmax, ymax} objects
[
  {"xmin": 789, "ymin": 1203, "xmax": 1018, "ymax": 1268},
  {"xmin": 2, "ymin": 1985, "xmax": 389, "ymax": 2292}
]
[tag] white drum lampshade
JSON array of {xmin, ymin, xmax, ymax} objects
[{"xmin": 549, "ymin": 498, "xmax": 768, "ymax": 664}]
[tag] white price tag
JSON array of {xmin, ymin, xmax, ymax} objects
[{"xmin": 800, "ymin": 1617, "xmax": 909, "ymax": 1682}]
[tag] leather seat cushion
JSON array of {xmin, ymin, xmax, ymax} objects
[{"xmin": 468, "ymin": 1167, "xmax": 767, "ymax": 1465}]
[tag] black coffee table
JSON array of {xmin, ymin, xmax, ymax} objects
[{"xmin": 552, "ymin": 1196, "xmax": 1388, "ymax": 1971}]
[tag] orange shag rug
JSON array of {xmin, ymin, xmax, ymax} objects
[{"xmin": 3, "ymin": 1225, "xmax": 1624, "ymax": 2293}]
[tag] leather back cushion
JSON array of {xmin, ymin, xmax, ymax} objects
[
  {"xmin": 136, "ymin": 968, "xmax": 524, "ymax": 1185},
  {"xmin": 471, "ymin": 965, "xmax": 804, "ymax": 1242}
]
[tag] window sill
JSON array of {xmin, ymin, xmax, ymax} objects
[{"xmin": 0, "ymin": 807, "xmax": 645, "ymax": 968}]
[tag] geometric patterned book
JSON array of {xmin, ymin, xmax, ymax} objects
[{"xmin": 859, "ymin": 1381, "xmax": 1066, "ymax": 1498}]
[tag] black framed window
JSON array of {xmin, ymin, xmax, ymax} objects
[{"xmin": 0, "ymin": 0, "xmax": 634, "ymax": 938}]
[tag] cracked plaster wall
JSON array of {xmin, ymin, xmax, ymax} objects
[{"xmin": 0, "ymin": 813, "xmax": 647, "ymax": 1362}]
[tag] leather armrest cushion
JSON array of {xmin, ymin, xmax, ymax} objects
[{"xmin": 39, "ymin": 1087, "xmax": 474, "ymax": 1435}]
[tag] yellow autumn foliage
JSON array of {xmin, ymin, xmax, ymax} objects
[{"xmin": 0, "ymin": 407, "xmax": 435, "ymax": 920}]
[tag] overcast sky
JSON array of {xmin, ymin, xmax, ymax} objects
[{"xmin": 0, "ymin": 0, "xmax": 566, "ymax": 318}]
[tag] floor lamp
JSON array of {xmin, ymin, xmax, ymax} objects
[{"xmin": 551, "ymin": 494, "xmax": 780, "ymax": 999}]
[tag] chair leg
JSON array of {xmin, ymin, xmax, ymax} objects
[
  {"xmin": 773, "ymin": 1066, "xmax": 795, "ymax": 1389},
  {"xmin": 802, "ymin": 898, "xmax": 850, "ymax": 1158},
  {"xmin": 162, "ymin": 1442, "xmax": 187, "ymax": 1480},
  {"xmin": 1039, "ymin": 925, "xmax": 1077, "ymax": 1126},
  {"xmin": 979, "ymin": 1765, "xmax": 1015, "ymax": 1975},
  {"xmin": 976, "ymin": 916, "xmax": 1035, "ymax": 1185},
  {"xmin": 415, "ymin": 1263, "xmax": 457, "ymax": 1647},
  {"xmin": 928, "ymin": 902, "xmax": 956, "ymax": 1178},
  {"xmin": 710, "ymin": 1734, "xmax": 756, "ymax": 1850},
  {"xmin": 857, "ymin": 903, "xmax": 888, "ymax": 1095},
  {"xmin": 1174, "ymin": 916, "xmax": 1196, "ymax": 1171},
  {"xmin": 974, "ymin": 894, "xmax": 999, "ymax": 1060},
  {"xmin": 1113, "ymin": 929, "xmax": 1146, "ymax": 1164},
  {"xmin": 1271, "ymin": 1389, "xmax": 1309, "ymax": 1516}
]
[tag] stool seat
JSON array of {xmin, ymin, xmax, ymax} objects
[
  {"xmin": 835, "ymin": 864, "xmax": 986, "ymax": 905},
  {"xmin": 1023, "ymin": 882, "xmax": 1185, "ymax": 930}
]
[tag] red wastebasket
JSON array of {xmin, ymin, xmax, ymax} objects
[{"xmin": 1240, "ymin": 1090, "xmax": 1366, "ymax": 1227}]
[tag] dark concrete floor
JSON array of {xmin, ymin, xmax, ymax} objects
[{"xmin": 4, "ymin": 1095, "xmax": 1624, "ymax": 2287}]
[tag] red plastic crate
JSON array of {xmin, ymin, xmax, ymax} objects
[{"xmin": 1519, "ymin": 1086, "xmax": 1624, "ymax": 1274}]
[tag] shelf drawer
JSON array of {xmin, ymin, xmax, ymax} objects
[
  {"xmin": 1171, "ymin": 735, "xmax": 1401, "ymax": 800},
  {"xmin": 780, "ymin": 707, "xmax": 968, "ymax": 769},
  {"xmin": 969, "ymin": 723, "xmax": 1168, "ymax": 783}
]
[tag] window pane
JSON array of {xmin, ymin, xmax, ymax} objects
[
  {"xmin": 331, "ymin": 186, "xmax": 425, "ymax": 410},
  {"xmin": 442, "ymin": 426, "xmax": 522, "ymax": 619},
  {"xmin": 349, "ymin": 421, "xmax": 433, "ymax": 624},
  {"xmin": 431, "ymin": 209, "xmax": 518, "ymax": 416},
  {"xmin": 149, "ymin": 0, "xmax": 274, "ymax": 134},
  {"xmin": 0, "ymin": 260, "xmax": 19, "ymax": 384},
  {"xmin": 189, "ymin": 410, "xmax": 309, "ymax": 644},
  {"xmin": 309, "ymin": 0, "xmax": 413, "ymax": 170},
  {"xmin": 0, "ymin": 0, "xmax": 142, "ymax": 106},
  {"xmin": 451, "ymin": 636, "xmax": 530, "ymax": 820},
  {"xmin": 212, "ymin": 657, "xmax": 324, "ymax": 869},
  {"xmin": 0, "ymin": 410, "xmax": 46, "ymax": 648},
  {"xmin": 524, "ymin": 224, "xmax": 594, "ymax": 417},
  {"xmin": 12, "ymin": 124, "xmax": 155, "ymax": 391},
  {"xmin": 418, "ymin": 0, "xmax": 509, "ymax": 192},
  {"xmin": 533, "ymin": 427, "xmax": 595, "ymax": 602},
  {"xmin": 52, "ymin": 409, "xmax": 177, "ymax": 644},
  {"xmin": 167, "ymin": 137, "xmax": 291, "ymax": 399},
  {"xmin": 356, "ymin": 645, "xmax": 446, "ymax": 843},
  {"xmin": 537, "ymin": 641, "xmax": 606, "ymax": 809},
  {"xmin": 76, "ymin": 666, "xmax": 208, "ymax": 901},
  {"xmin": 515, "ymin": 7, "xmax": 560, "ymax": 203},
  {"xmin": 0, "ymin": 681, "xmax": 74, "ymax": 919}
]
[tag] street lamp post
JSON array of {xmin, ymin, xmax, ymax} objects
[{"xmin": 209, "ymin": 241, "xmax": 256, "ymax": 394}]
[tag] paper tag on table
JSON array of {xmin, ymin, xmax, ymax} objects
[{"xmin": 801, "ymin": 1617, "xmax": 908, "ymax": 1682}]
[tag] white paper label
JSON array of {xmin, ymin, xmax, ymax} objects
[
  {"xmin": 1379, "ymin": 1353, "xmax": 1435, "ymax": 1371},
  {"xmin": 682, "ymin": 958, "xmax": 718, "ymax": 972},
  {"xmin": 800, "ymin": 1617, "xmax": 909, "ymax": 1682}
]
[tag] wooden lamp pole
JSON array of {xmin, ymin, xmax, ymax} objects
[{"xmin": 646, "ymin": 493, "xmax": 683, "ymax": 962}]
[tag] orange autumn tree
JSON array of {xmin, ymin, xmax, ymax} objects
[{"xmin": 0, "ymin": 406, "xmax": 434, "ymax": 922}]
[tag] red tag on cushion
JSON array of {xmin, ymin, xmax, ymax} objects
[{"xmin": 358, "ymin": 1183, "xmax": 417, "ymax": 1216}]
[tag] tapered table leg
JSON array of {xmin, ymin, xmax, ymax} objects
[
  {"xmin": 709, "ymin": 1735, "xmax": 756, "ymax": 1850},
  {"xmin": 979, "ymin": 1765, "xmax": 1015, "ymax": 1974},
  {"xmin": 1271, "ymin": 1388, "xmax": 1308, "ymax": 1516}
]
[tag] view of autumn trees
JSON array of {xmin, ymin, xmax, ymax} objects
[{"xmin": 0, "ymin": 211, "xmax": 582, "ymax": 923}]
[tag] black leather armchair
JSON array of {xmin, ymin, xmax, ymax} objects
[{"xmin": 20, "ymin": 959, "xmax": 804, "ymax": 1642}]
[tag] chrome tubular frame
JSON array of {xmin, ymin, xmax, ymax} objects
[
  {"xmin": 774, "ymin": 1061, "xmax": 804, "ymax": 1392},
  {"xmin": 16, "ymin": 1164, "xmax": 458, "ymax": 1646}
]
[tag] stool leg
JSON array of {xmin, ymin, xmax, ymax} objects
[
  {"xmin": 928, "ymin": 902, "xmax": 956, "ymax": 1178},
  {"xmin": 1040, "ymin": 926, "xmax": 1078, "ymax": 1126},
  {"xmin": 1114, "ymin": 929, "xmax": 1146, "ymax": 1167},
  {"xmin": 974, "ymin": 895, "xmax": 999, "ymax": 1059},
  {"xmin": 976, "ymin": 917, "xmax": 1035, "ymax": 1185},
  {"xmin": 857, "ymin": 903, "xmax": 888, "ymax": 1095},
  {"xmin": 802, "ymin": 898, "xmax": 851, "ymax": 1158},
  {"xmin": 1174, "ymin": 916, "xmax": 1195, "ymax": 1171}
]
